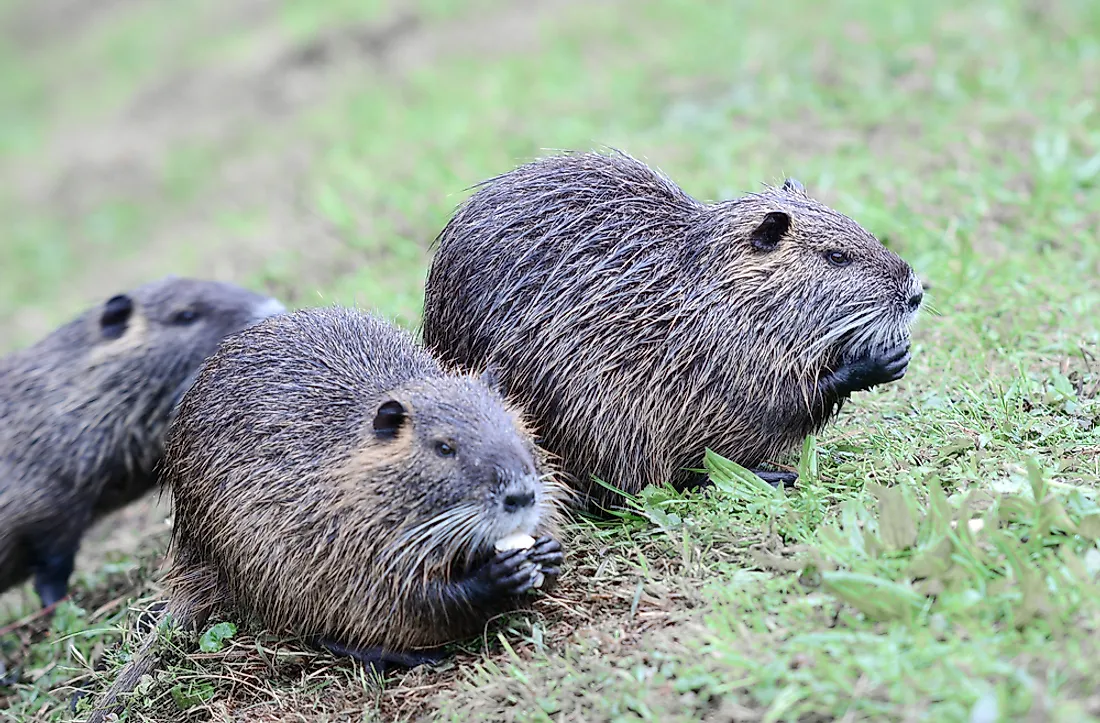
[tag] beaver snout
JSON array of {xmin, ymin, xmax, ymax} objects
[
  {"xmin": 503, "ymin": 489, "xmax": 536, "ymax": 513},
  {"xmin": 496, "ymin": 476, "xmax": 541, "ymax": 539},
  {"xmin": 499, "ymin": 473, "xmax": 538, "ymax": 512},
  {"xmin": 902, "ymin": 273, "xmax": 925, "ymax": 314}
]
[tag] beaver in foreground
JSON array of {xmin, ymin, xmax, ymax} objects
[
  {"xmin": 0, "ymin": 277, "xmax": 284, "ymax": 607},
  {"xmin": 86, "ymin": 306, "xmax": 565, "ymax": 721},
  {"xmin": 422, "ymin": 150, "xmax": 924, "ymax": 506}
]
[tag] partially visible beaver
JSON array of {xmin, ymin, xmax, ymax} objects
[
  {"xmin": 86, "ymin": 306, "xmax": 565, "ymax": 721},
  {"xmin": 422, "ymin": 150, "xmax": 924, "ymax": 506},
  {"xmin": 0, "ymin": 277, "xmax": 284, "ymax": 607}
]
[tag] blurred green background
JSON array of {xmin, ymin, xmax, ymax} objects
[{"xmin": 2, "ymin": 0, "xmax": 1099, "ymax": 721}]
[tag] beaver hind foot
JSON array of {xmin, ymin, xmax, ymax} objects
[
  {"xmin": 682, "ymin": 469, "xmax": 799, "ymax": 496},
  {"xmin": 750, "ymin": 470, "xmax": 799, "ymax": 488},
  {"xmin": 316, "ymin": 639, "xmax": 447, "ymax": 672}
]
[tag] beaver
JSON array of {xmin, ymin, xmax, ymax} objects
[
  {"xmin": 421, "ymin": 150, "xmax": 924, "ymax": 507},
  {"xmin": 0, "ymin": 277, "xmax": 284, "ymax": 608},
  {"xmin": 85, "ymin": 306, "xmax": 565, "ymax": 721}
]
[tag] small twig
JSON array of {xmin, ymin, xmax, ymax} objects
[
  {"xmin": 88, "ymin": 593, "xmax": 133, "ymax": 622},
  {"xmin": 0, "ymin": 597, "xmax": 67, "ymax": 638}
]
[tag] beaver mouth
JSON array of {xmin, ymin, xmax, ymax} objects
[
  {"xmin": 494, "ymin": 532, "xmax": 536, "ymax": 553},
  {"xmin": 456, "ymin": 527, "xmax": 537, "ymax": 571},
  {"xmin": 833, "ymin": 322, "xmax": 912, "ymax": 366}
]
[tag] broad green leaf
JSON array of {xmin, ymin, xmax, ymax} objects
[
  {"xmin": 198, "ymin": 621, "xmax": 237, "ymax": 653},
  {"xmin": 1077, "ymin": 513, "xmax": 1100, "ymax": 541},
  {"xmin": 797, "ymin": 435, "xmax": 818, "ymax": 482},
  {"xmin": 1038, "ymin": 496, "xmax": 1076, "ymax": 536},
  {"xmin": 704, "ymin": 449, "xmax": 777, "ymax": 498},
  {"xmin": 908, "ymin": 538, "xmax": 953, "ymax": 579},
  {"xmin": 1026, "ymin": 457, "xmax": 1047, "ymax": 502},
  {"xmin": 994, "ymin": 495, "xmax": 1035, "ymax": 526},
  {"xmin": 875, "ymin": 485, "xmax": 919, "ymax": 551},
  {"xmin": 925, "ymin": 477, "xmax": 953, "ymax": 539},
  {"xmin": 838, "ymin": 501, "xmax": 870, "ymax": 555},
  {"xmin": 643, "ymin": 504, "xmax": 681, "ymax": 532},
  {"xmin": 998, "ymin": 537, "xmax": 1052, "ymax": 626},
  {"xmin": 821, "ymin": 571, "xmax": 924, "ymax": 621}
]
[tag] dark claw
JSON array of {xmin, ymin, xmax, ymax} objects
[
  {"xmin": 497, "ymin": 562, "xmax": 538, "ymax": 586},
  {"xmin": 527, "ymin": 537, "xmax": 563, "ymax": 567},
  {"xmin": 480, "ymin": 547, "xmax": 540, "ymax": 597},
  {"xmin": 527, "ymin": 536, "xmax": 564, "ymax": 589},
  {"xmin": 488, "ymin": 547, "xmax": 528, "ymax": 565},
  {"xmin": 883, "ymin": 349, "xmax": 911, "ymax": 382},
  {"xmin": 884, "ymin": 344, "xmax": 910, "ymax": 363},
  {"xmin": 135, "ymin": 601, "xmax": 168, "ymax": 635},
  {"xmin": 488, "ymin": 546, "xmax": 530, "ymax": 571},
  {"xmin": 500, "ymin": 563, "xmax": 541, "ymax": 596},
  {"xmin": 519, "ymin": 569, "xmax": 542, "ymax": 595},
  {"xmin": 751, "ymin": 469, "xmax": 799, "ymax": 489}
]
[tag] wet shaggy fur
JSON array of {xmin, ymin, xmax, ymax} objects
[
  {"xmin": 422, "ymin": 150, "xmax": 924, "ymax": 506},
  {"xmin": 0, "ymin": 277, "xmax": 283, "ymax": 606},
  {"xmin": 86, "ymin": 307, "xmax": 565, "ymax": 721}
]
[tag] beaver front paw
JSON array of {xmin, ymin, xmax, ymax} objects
[
  {"xmin": 822, "ymin": 344, "xmax": 911, "ymax": 398},
  {"xmin": 477, "ymin": 547, "xmax": 543, "ymax": 597},
  {"xmin": 526, "ymin": 536, "xmax": 564, "ymax": 589}
]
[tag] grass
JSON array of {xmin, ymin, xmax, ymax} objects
[{"xmin": 1, "ymin": 0, "xmax": 1099, "ymax": 720}]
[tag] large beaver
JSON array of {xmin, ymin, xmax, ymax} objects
[
  {"xmin": 0, "ymin": 277, "xmax": 284, "ymax": 608},
  {"xmin": 86, "ymin": 306, "xmax": 565, "ymax": 721},
  {"xmin": 422, "ymin": 150, "xmax": 923, "ymax": 506}
]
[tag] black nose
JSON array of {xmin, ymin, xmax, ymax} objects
[
  {"xmin": 502, "ymin": 491, "xmax": 535, "ymax": 513},
  {"xmin": 907, "ymin": 290, "xmax": 923, "ymax": 311}
]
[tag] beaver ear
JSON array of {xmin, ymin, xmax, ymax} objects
[
  {"xmin": 782, "ymin": 178, "xmax": 806, "ymax": 195},
  {"xmin": 750, "ymin": 211, "xmax": 790, "ymax": 252},
  {"xmin": 373, "ymin": 399, "xmax": 407, "ymax": 439},
  {"xmin": 100, "ymin": 294, "xmax": 134, "ymax": 340}
]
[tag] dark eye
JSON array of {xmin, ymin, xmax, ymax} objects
[
  {"xmin": 171, "ymin": 309, "xmax": 201, "ymax": 325},
  {"xmin": 825, "ymin": 250, "xmax": 852, "ymax": 267},
  {"xmin": 435, "ymin": 441, "xmax": 456, "ymax": 457}
]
